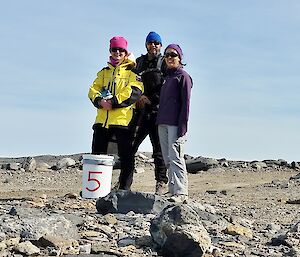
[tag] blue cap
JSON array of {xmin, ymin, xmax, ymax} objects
[{"xmin": 145, "ymin": 31, "xmax": 162, "ymax": 44}]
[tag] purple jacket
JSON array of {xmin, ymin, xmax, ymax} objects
[{"xmin": 156, "ymin": 67, "xmax": 193, "ymax": 137}]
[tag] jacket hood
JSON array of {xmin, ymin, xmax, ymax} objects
[{"xmin": 123, "ymin": 52, "xmax": 136, "ymax": 67}]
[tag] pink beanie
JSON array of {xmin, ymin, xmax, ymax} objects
[{"xmin": 109, "ymin": 36, "xmax": 128, "ymax": 52}]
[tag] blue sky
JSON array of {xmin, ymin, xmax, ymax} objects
[{"xmin": 1, "ymin": 1, "xmax": 299, "ymax": 162}]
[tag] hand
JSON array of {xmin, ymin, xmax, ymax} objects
[
  {"xmin": 100, "ymin": 99, "xmax": 112, "ymax": 110},
  {"xmin": 136, "ymin": 95, "xmax": 151, "ymax": 109}
]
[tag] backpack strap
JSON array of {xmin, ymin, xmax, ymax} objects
[
  {"xmin": 138, "ymin": 54, "xmax": 164, "ymax": 76},
  {"xmin": 135, "ymin": 55, "xmax": 146, "ymax": 74},
  {"xmin": 156, "ymin": 55, "xmax": 163, "ymax": 70}
]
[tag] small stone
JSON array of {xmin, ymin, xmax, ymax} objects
[
  {"xmin": 81, "ymin": 231, "xmax": 101, "ymax": 238},
  {"xmin": 206, "ymin": 190, "xmax": 218, "ymax": 194},
  {"xmin": 22, "ymin": 157, "xmax": 36, "ymax": 172},
  {"xmin": 221, "ymin": 241, "xmax": 246, "ymax": 249},
  {"xmin": 137, "ymin": 153, "xmax": 148, "ymax": 160},
  {"xmin": 223, "ymin": 223, "xmax": 253, "ymax": 238},
  {"xmin": 14, "ymin": 241, "xmax": 40, "ymax": 255},
  {"xmin": 118, "ymin": 237, "xmax": 136, "ymax": 247},
  {"xmin": 8, "ymin": 207, "xmax": 17, "ymax": 216},
  {"xmin": 4, "ymin": 237, "xmax": 21, "ymax": 247},
  {"xmin": 8, "ymin": 163, "xmax": 20, "ymax": 171},
  {"xmin": 64, "ymin": 193, "xmax": 78, "ymax": 199},
  {"xmin": 0, "ymin": 242, "xmax": 7, "ymax": 251},
  {"xmin": 135, "ymin": 167, "xmax": 145, "ymax": 174},
  {"xmin": 79, "ymin": 244, "xmax": 91, "ymax": 254},
  {"xmin": 220, "ymin": 190, "xmax": 227, "ymax": 195},
  {"xmin": 104, "ymin": 213, "xmax": 118, "ymax": 225}
]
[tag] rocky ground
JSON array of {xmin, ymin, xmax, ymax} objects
[{"xmin": 0, "ymin": 153, "xmax": 299, "ymax": 257}]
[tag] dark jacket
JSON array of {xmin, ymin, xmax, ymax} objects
[
  {"xmin": 156, "ymin": 67, "xmax": 193, "ymax": 137},
  {"xmin": 134, "ymin": 54, "xmax": 166, "ymax": 113}
]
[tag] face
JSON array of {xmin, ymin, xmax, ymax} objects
[
  {"xmin": 110, "ymin": 47, "xmax": 127, "ymax": 63},
  {"xmin": 146, "ymin": 41, "xmax": 162, "ymax": 56},
  {"xmin": 164, "ymin": 48, "xmax": 180, "ymax": 69}
]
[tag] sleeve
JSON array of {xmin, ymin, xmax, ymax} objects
[
  {"xmin": 133, "ymin": 56, "xmax": 143, "ymax": 74},
  {"xmin": 111, "ymin": 72, "xmax": 144, "ymax": 108},
  {"xmin": 88, "ymin": 70, "xmax": 105, "ymax": 108},
  {"xmin": 178, "ymin": 73, "xmax": 193, "ymax": 137}
]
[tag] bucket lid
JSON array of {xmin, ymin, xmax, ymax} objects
[{"xmin": 82, "ymin": 154, "xmax": 114, "ymax": 161}]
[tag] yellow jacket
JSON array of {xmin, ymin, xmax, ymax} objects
[{"xmin": 88, "ymin": 59, "xmax": 144, "ymax": 128}]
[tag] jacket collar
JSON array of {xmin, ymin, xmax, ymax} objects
[
  {"xmin": 107, "ymin": 58, "xmax": 135, "ymax": 69},
  {"xmin": 166, "ymin": 66, "xmax": 182, "ymax": 75}
]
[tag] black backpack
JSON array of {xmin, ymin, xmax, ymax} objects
[{"xmin": 135, "ymin": 54, "xmax": 165, "ymax": 99}]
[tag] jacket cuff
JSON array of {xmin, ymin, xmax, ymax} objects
[
  {"xmin": 178, "ymin": 124, "xmax": 187, "ymax": 137},
  {"xmin": 93, "ymin": 97, "xmax": 102, "ymax": 108},
  {"xmin": 110, "ymin": 96, "xmax": 118, "ymax": 107}
]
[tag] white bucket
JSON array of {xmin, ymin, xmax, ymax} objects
[{"xmin": 82, "ymin": 154, "xmax": 114, "ymax": 199}]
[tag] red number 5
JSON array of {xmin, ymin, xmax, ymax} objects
[{"xmin": 86, "ymin": 171, "xmax": 102, "ymax": 192}]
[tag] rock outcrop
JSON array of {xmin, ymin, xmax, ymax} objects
[{"xmin": 150, "ymin": 204, "xmax": 211, "ymax": 256}]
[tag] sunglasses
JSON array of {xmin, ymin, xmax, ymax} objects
[
  {"xmin": 147, "ymin": 41, "xmax": 161, "ymax": 46},
  {"xmin": 111, "ymin": 47, "xmax": 126, "ymax": 53},
  {"xmin": 164, "ymin": 52, "xmax": 179, "ymax": 58}
]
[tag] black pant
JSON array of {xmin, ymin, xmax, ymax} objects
[
  {"xmin": 92, "ymin": 124, "xmax": 135, "ymax": 190},
  {"xmin": 132, "ymin": 111, "xmax": 168, "ymax": 183}
]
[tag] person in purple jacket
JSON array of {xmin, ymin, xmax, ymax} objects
[{"xmin": 156, "ymin": 44, "xmax": 192, "ymax": 203}]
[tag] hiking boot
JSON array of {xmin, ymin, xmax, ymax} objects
[
  {"xmin": 168, "ymin": 194, "xmax": 188, "ymax": 203},
  {"xmin": 155, "ymin": 181, "xmax": 167, "ymax": 195}
]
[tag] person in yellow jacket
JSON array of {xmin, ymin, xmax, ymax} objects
[{"xmin": 88, "ymin": 36, "xmax": 144, "ymax": 190}]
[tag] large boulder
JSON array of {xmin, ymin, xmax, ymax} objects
[
  {"xmin": 284, "ymin": 220, "xmax": 300, "ymax": 253},
  {"xmin": 96, "ymin": 190, "xmax": 167, "ymax": 215},
  {"xmin": 271, "ymin": 220, "xmax": 300, "ymax": 254},
  {"xmin": 185, "ymin": 156, "xmax": 219, "ymax": 173},
  {"xmin": 21, "ymin": 157, "xmax": 36, "ymax": 172},
  {"xmin": 0, "ymin": 207, "xmax": 79, "ymax": 241},
  {"xmin": 150, "ymin": 204, "xmax": 211, "ymax": 257}
]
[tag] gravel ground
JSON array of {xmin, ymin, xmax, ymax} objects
[{"xmin": 0, "ymin": 154, "xmax": 300, "ymax": 256}]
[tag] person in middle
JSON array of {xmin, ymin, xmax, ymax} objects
[{"xmin": 132, "ymin": 31, "xmax": 168, "ymax": 195}]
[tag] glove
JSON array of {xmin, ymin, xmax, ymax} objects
[
  {"xmin": 136, "ymin": 95, "xmax": 151, "ymax": 109},
  {"xmin": 100, "ymin": 99, "xmax": 112, "ymax": 110}
]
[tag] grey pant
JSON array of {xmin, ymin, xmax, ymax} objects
[{"xmin": 158, "ymin": 125, "xmax": 188, "ymax": 195}]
